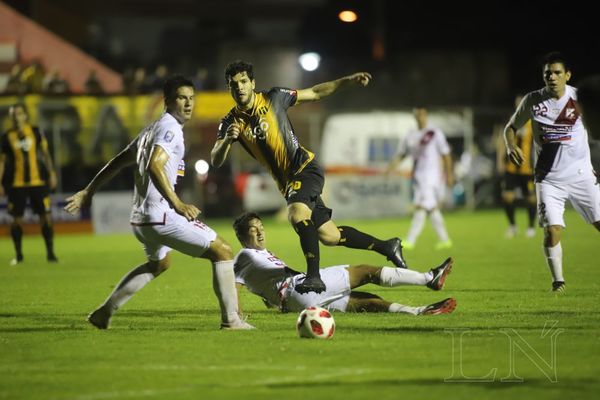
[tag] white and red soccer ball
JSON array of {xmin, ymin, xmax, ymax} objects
[{"xmin": 296, "ymin": 306, "xmax": 335, "ymax": 339}]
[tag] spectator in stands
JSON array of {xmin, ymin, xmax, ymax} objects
[
  {"xmin": 43, "ymin": 69, "xmax": 70, "ymax": 95},
  {"xmin": 84, "ymin": 70, "xmax": 104, "ymax": 95}
]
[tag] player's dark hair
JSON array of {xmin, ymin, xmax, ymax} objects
[
  {"xmin": 9, "ymin": 102, "xmax": 28, "ymax": 117},
  {"xmin": 163, "ymin": 75, "xmax": 194, "ymax": 104},
  {"xmin": 233, "ymin": 212, "xmax": 261, "ymax": 241},
  {"xmin": 543, "ymin": 51, "xmax": 570, "ymax": 71},
  {"xmin": 224, "ymin": 60, "xmax": 254, "ymax": 84}
]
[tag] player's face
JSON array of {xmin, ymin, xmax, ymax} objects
[
  {"xmin": 9, "ymin": 106, "xmax": 28, "ymax": 129},
  {"xmin": 543, "ymin": 63, "xmax": 571, "ymax": 98},
  {"xmin": 413, "ymin": 108, "xmax": 427, "ymax": 128},
  {"xmin": 244, "ymin": 218, "xmax": 265, "ymax": 250},
  {"xmin": 227, "ymin": 72, "xmax": 255, "ymax": 109},
  {"xmin": 167, "ymin": 86, "xmax": 194, "ymax": 124}
]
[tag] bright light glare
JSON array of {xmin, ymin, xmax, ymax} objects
[
  {"xmin": 299, "ymin": 52, "xmax": 321, "ymax": 72},
  {"xmin": 195, "ymin": 159, "xmax": 209, "ymax": 175},
  {"xmin": 338, "ymin": 10, "xmax": 357, "ymax": 23}
]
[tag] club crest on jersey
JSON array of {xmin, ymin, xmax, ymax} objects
[
  {"xmin": 164, "ymin": 131, "xmax": 175, "ymax": 143},
  {"xmin": 177, "ymin": 160, "xmax": 185, "ymax": 176}
]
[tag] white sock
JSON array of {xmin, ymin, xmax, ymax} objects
[
  {"xmin": 406, "ymin": 209, "xmax": 427, "ymax": 243},
  {"xmin": 430, "ymin": 209, "xmax": 449, "ymax": 242},
  {"xmin": 543, "ymin": 243, "xmax": 564, "ymax": 282},
  {"xmin": 388, "ymin": 303, "xmax": 420, "ymax": 315},
  {"xmin": 212, "ymin": 260, "xmax": 241, "ymax": 324},
  {"xmin": 379, "ymin": 266, "xmax": 429, "ymax": 286},
  {"xmin": 104, "ymin": 263, "xmax": 155, "ymax": 312}
]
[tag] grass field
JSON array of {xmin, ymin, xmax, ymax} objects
[{"xmin": 1, "ymin": 209, "xmax": 599, "ymax": 400}]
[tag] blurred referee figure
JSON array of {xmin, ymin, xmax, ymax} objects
[
  {"xmin": 212, "ymin": 60, "xmax": 408, "ymax": 295},
  {"xmin": 0, "ymin": 103, "xmax": 58, "ymax": 265},
  {"xmin": 496, "ymin": 95, "xmax": 537, "ymax": 239},
  {"xmin": 504, "ymin": 52, "xmax": 600, "ymax": 293},
  {"xmin": 65, "ymin": 75, "xmax": 253, "ymax": 330}
]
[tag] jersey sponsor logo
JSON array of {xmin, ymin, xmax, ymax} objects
[
  {"xmin": 164, "ymin": 131, "xmax": 175, "ymax": 142},
  {"xmin": 177, "ymin": 160, "xmax": 185, "ymax": 176},
  {"xmin": 258, "ymin": 106, "xmax": 269, "ymax": 115},
  {"xmin": 540, "ymin": 133, "xmax": 571, "ymax": 143}
]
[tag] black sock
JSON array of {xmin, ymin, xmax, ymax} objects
[
  {"xmin": 10, "ymin": 224, "xmax": 23, "ymax": 259},
  {"xmin": 503, "ymin": 202, "xmax": 516, "ymax": 225},
  {"xmin": 42, "ymin": 222, "xmax": 55, "ymax": 257},
  {"xmin": 338, "ymin": 226, "xmax": 387, "ymax": 255},
  {"xmin": 527, "ymin": 204, "xmax": 536, "ymax": 228},
  {"xmin": 293, "ymin": 220, "xmax": 320, "ymax": 278}
]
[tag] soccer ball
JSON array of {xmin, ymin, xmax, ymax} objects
[{"xmin": 296, "ymin": 306, "xmax": 335, "ymax": 339}]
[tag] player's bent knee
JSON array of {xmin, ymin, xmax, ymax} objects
[{"xmin": 207, "ymin": 237, "xmax": 233, "ymax": 261}]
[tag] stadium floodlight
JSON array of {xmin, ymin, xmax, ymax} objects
[
  {"xmin": 194, "ymin": 159, "xmax": 209, "ymax": 175},
  {"xmin": 338, "ymin": 10, "xmax": 357, "ymax": 23},
  {"xmin": 299, "ymin": 52, "xmax": 321, "ymax": 72}
]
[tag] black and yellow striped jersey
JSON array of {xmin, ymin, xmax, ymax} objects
[
  {"xmin": 0, "ymin": 124, "xmax": 49, "ymax": 188},
  {"xmin": 506, "ymin": 120, "xmax": 534, "ymax": 175},
  {"xmin": 217, "ymin": 87, "xmax": 314, "ymax": 193}
]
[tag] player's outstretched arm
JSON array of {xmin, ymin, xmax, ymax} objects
[
  {"xmin": 64, "ymin": 146, "xmax": 135, "ymax": 214},
  {"xmin": 148, "ymin": 145, "xmax": 199, "ymax": 221},
  {"xmin": 296, "ymin": 72, "xmax": 372, "ymax": 104}
]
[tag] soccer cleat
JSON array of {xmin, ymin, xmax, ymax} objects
[
  {"xmin": 426, "ymin": 257, "xmax": 453, "ymax": 291},
  {"xmin": 420, "ymin": 297, "xmax": 457, "ymax": 315},
  {"xmin": 526, "ymin": 228, "xmax": 536, "ymax": 238},
  {"xmin": 551, "ymin": 281, "xmax": 566, "ymax": 294},
  {"xmin": 505, "ymin": 225, "xmax": 517, "ymax": 239},
  {"xmin": 47, "ymin": 253, "xmax": 59, "ymax": 263},
  {"xmin": 220, "ymin": 319, "xmax": 256, "ymax": 330},
  {"xmin": 435, "ymin": 240, "xmax": 453, "ymax": 250},
  {"xmin": 295, "ymin": 275, "xmax": 327, "ymax": 294},
  {"xmin": 87, "ymin": 306, "xmax": 112, "ymax": 329},
  {"xmin": 383, "ymin": 238, "xmax": 408, "ymax": 269}
]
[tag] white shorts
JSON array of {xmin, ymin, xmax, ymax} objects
[
  {"xmin": 283, "ymin": 265, "xmax": 351, "ymax": 312},
  {"xmin": 536, "ymin": 177, "xmax": 600, "ymax": 227},
  {"xmin": 131, "ymin": 211, "xmax": 217, "ymax": 261},
  {"xmin": 413, "ymin": 180, "xmax": 444, "ymax": 210}
]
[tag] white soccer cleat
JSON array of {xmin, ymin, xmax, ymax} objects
[
  {"xmin": 220, "ymin": 319, "xmax": 256, "ymax": 330},
  {"xmin": 87, "ymin": 306, "xmax": 112, "ymax": 330},
  {"xmin": 526, "ymin": 227, "xmax": 536, "ymax": 238},
  {"xmin": 505, "ymin": 225, "xmax": 517, "ymax": 239}
]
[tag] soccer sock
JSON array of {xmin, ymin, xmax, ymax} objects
[
  {"xmin": 379, "ymin": 266, "xmax": 429, "ymax": 286},
  {"xmin": 103, "ymin": 263, "xmax": 155, "ymax": 312},
  {"xmin": 338, "ymin": 226, "xmax": 387, "ymax": 254},
  {"xmin": 527, "ymin": 204, "xmax": 536, "ymax": 228},
  {"xmin": 504, "ymin": 202, "xmax": 516, "ymax": 225},
  {"xmin": 41, "ymin": 222, "xmax": 55, "ymax": 256},
  {"xmin": 430, "ymin": 209, "xmax": 450, "ymax": 242},
  {"xmin": 388, "ymin": 303, "xmax": 420, "ymax": 315},
  {"xmin": 543, "ymin": 243, "xmax": 564, "ymax": 282},
  {"xmin": 406, "ymin": 209, "xmax": 426, "ymax": 244},
  {"xmin": 294, "ymin": 220, "xmax": 320, "ymax": 278},
  {"xmin": 212, "ymin": 260, "xmax": 242, "ymax": 324},
  {"xmin": 10, "ymin": 224, "xmax": 23, "ymax": 259}
]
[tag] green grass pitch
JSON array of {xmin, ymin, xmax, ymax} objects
[{"xmin": 1, "ymin": 209, "xmax": 599, "ymax": 399}]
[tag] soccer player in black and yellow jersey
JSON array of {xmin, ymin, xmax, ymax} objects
[
  {"xmin": 212, "ymin": 60, "xmax": 408, "ymax": 294},
  {"xmin": 496, "ymin": 95, "xmax": 537, "ymax": 239},
  {"xmin": 0, "ymin": 103, "xmax": 58, "ymax": 265}
]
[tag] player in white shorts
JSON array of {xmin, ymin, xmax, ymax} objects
[
  {"xmin": 232, "ymin": 212, "xmax": 456, "ymax": 315},
  {"xmin": 504, "ymin": 52, "xmax": 600, "ymax": 293},
  {"xmin": 65, "ymin": 76, "xmax": 253, "ymax": 330},
  {"xmin": 387, "ymin": 107, "xmax": 454, "ymax": 250}
]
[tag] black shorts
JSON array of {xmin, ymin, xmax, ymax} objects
[
  {"xmin": 7, "ymin": 186, "xmax": 51, "ymax": 217},
  {"xmin": 501, "ymin": 173, "xmax": 535, "ymax": 197},
  {"xmin": 285, "ymin": 161, "xmax": 332, "ymax": 228}
]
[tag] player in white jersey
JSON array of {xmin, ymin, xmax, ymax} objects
[
  {"xmin": 232, "ymin": 212, "xmax": 456, "ymax": 315},
  {"xmin": 387, "ymin": 107, "xmax": 454, "ymax": 250},
  {"xmin": 64, "ymin": 76, "xmax": 253, "ymax": 330},
  {"xmin": 504, "ymin": 52, "xmax": 600, "ymax": 293}
]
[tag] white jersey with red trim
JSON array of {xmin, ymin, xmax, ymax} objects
[
  {"xmin": 398, "ymin": 126, "xmax": 450, "ymax": 186},
  {"xmin": 508, "ymin": 85, "xmax": 593, "ymax": 183},
  {"xmin": 129, "ymin": 112, "xmax": 186, "ymax": 224},
  {"xmin": 234, "ymin": 248, "xmax": 290, "ymax": 307}
]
